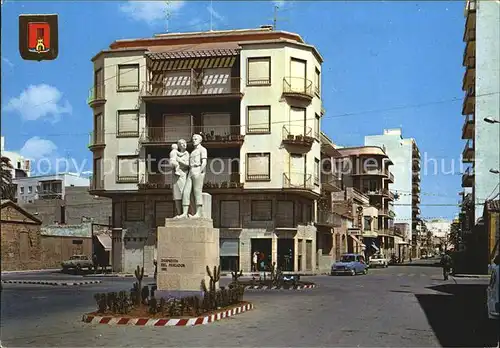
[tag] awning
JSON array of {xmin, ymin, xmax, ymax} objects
[
  {"xmin": 146, "ymin": 42, "xmax": 240, "ymax": 70},
  {"xmin": 349, "ymin": 234, "xmax": 366, "ymax": 248},
  {"xmin": 96, "ymin": 234, "xmax": 112, "ymax": 251}
]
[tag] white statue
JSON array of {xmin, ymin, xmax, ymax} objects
[
  {"xmin": 171, "ymin": 139, "xmax": 190, "ymax": 217},
  {"xmin": 174, "ymin": 134, "xmax": 207, "ymax": 219},
  {"xmin": 169, "ymin": 143, "xmax": 182, "ymax": 176}
]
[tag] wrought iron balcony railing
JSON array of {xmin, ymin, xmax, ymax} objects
[
  {"xmin": 141, "ymin": 77, "xmax": 242, "ymax": 98},
  {"xmin": 316, "ymin": 210, "xmax": 342, "ymax": 227},
  {"xmin": 282, "ymin": 77, "xmax": 314, "ymax": 99},
  {"xmin": 283, "ymin": 172, "xmax": 314, "ymax": 190},
  {"xmin": 87, "ymin": 85, "xmax": 106, "ymax": 106},
  {"xmin": 282, "ymin": 125, "xmax": 314, "ymax": 145},
  {"xmin": 140, "ymin": 125, "xmax": 244, "ymax": 145}
]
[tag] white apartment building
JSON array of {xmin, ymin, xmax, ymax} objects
[
  {"xmin": 1, "ymin": 136, "xmax": 31, "ymax": 179},
  {"xmin": 88, "ymin": 27, "xmax": 324, "ymax": 274},
  {"xmin": 13, "ymin": 173, "xmax": 90, "ymax": 203}
]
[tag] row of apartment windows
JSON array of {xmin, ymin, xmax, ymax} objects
[
  {"xmin": 93, "ymin": 107, "xmax": 321, "ymax": 141},
  {"xmin": 95, "ymin": 153, "xmax": 321, "ymax": 184},
  {"xmin": 114, "ymin": 199, "xmax": 313, "ymax": 228},
  {"xmin": 94, "ymin": 58, "xmax": 321, "ymax": 96},
  {"xmin": 18, "ymin": 182, "xmax": 62, "ymax": 194}
]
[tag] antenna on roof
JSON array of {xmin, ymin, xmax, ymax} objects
[
  {"xmin": 270, "ymin": 4, "xmax": 288, "ymax": 30},
  {"xmin": 165, "ymin": 0, "xmax": 172, "ymax": 33}
]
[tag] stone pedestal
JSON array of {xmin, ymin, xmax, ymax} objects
[{"xmin": 156, "ymin": 217, "xmax": 219, "ymax": 294}]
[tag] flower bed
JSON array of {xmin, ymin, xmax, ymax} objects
[{"xmin": 83, "ymin": 265, "xmax": 252, "ymax": 325}]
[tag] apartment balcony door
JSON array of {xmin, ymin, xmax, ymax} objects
[
  {"xmin": 163, "ymin": 70, "xmax": 192, "ymax": 96},
  {"xmin": 290, "ymin": 58, "xmax": 307, "ymax": 93},
  {"xmin": 289, "ymin": 153, "xmax": 306, "ymax": 186},
  {"xmin": 163, "ymin": 114, "xmax": 192, "ymax": 143},
  {"xmin": 201, "ymin": 68, "xmax": 231, "ymax": 94},
  {"xmin": 289, "ymin": 107, "xmax": 306, "ymax": 137}
]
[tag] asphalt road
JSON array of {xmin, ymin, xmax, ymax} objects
[{"xmin": 1, "ymin": 261, "xmax": 498, "ymax": 347}]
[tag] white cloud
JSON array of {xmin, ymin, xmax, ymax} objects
[
  {"xmin": 1, "ymin": 56, "xmax": 14, "ymax": 68},
  {"xmin": 3, "ymin": 84, "xmax": 72, "ymax": 123},
  {"xmin": 207, "ymin": 4, "xmax": 224, "ymax": 22},
  {"xmin": 20, "ymin": 136, "xmax": 58, "ymax": 160},
  {"xmin": 120, "ymin": 1, "xmax": 185, "ymax": 26}
]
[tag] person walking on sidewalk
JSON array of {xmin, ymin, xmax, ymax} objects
[{"xmin": 440, "ymin": 251, "xmax": 453, "ymax": 280}]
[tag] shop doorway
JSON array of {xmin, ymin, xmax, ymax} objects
[
  {"xmin": 251, "ymin": 238, "xmax": 272, "ymax": 271},
  {"xmin": 277, "ymin": 238, "xmax": 294, "ymax": 271}
]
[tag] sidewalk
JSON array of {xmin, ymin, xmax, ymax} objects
[{"xmin": 1, "ymin": 268, "xmax": 60, "ymax": 275}]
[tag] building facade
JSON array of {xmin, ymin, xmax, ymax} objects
[
  {"xmin": 89, "ymin": 27, "xmax": 324, "ymax": 274},
  {"xmin": 461, "ymin": 0, "xmax": 500, "ymax": 223},
  {"xmin": 13, "ymin": 173, "xmax": 90, "ymax": 204},
  {"xmin": 1, "ymin": 136, "xmax": 31, "ymax": 179}
]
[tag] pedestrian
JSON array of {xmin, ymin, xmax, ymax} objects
[
  {"xmin": 440, "ymin": 251, "xmax": 453, "ymax": 280},
  {"xmin": 252, "ymin": 251, "xmax": 258, "ymax": 272},
  {"xmin": 153, "ymin": 259, "xmax": 157, "ymax": 281}
]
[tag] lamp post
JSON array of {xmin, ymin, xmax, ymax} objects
[{"xmin": 484, "ymin": 117, "xmax": 500, "ymax": 200}]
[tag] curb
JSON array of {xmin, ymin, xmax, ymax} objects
[
  {"xmin": 1, "ymin": 280, "xmax": 102, "ymax": 286},
  {"xmin": 243, "ymin": 284, "xmax": 317, "ymax": 290},
  {"xmin": 452, "ymin": 274, "xmax": 490, "ymax": 279},
  {"xmin": 1, "ymin": 268, "xmax": 61, "ymax": 274},
  {"xmin": 82, "ymin": 302, "xmax": 253, "ymax": 326},
  {"xmin": 83, "ymin": 274, "xmax": 152, "ymax": 278}
]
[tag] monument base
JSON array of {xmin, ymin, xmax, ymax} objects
[{"xmin": 156, "ymin": 218, "xmax": 219, "ymax": 292}]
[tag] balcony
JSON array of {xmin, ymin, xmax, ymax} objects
[
  {"xmin": 321, "ymin": 173, "xmax": 342, "ymax": 192},
  {"xmin": 140, "ymin": 125, "xmax": 244, "ymax": 148},
  {"xmin": 316, "ymin": 210, "xmax": 342, "ymax": 227},
  {"xmin": 282, "ymin": 125, "xmax": 314, "ymax": 147},
  {"xmin": 204, "ymin": 172, "xmax": 243, "ymax": 191},
  {"xmin": 140, "ymin": 78, "xmax": 243, "ymax": 104},
  {"xmin": 89, "ymin": 177, "xmax": 104, "ymax": 192},
  {"xmin": 462, "ymin": 166, "xmax": 474, "ymax": 188},
  {"xmin": 87, "ymin": 85, "xmax": 106, "ymax": 108},
  {"xmin": 88, "ymin": 131, "xmax": 105, "ymax": 150},
  {"xmin": 378, "ymin": 228, "xmax": 395, "ymax": 236},
  {"xmin": 462, "ymin": 89, "xmax": 475, "ymax": 115},
  {"xmin": 412, "ymin": 206, "xmax": 421, "ymax": 215},
  {"xmin": 283, "ymin": 172, "xmax": 317, "ymax": 198},
  {"xmin": 346, "ymin": 187, "xmax": 370, "ymax": 204},
  {"xmin": 413, "ymin": 159, "xmax": 421, "ymax": 171},
  {"xmin": 412, "ymin": 194, "xmax": 421, "ymax": 204},
  {"xmin": 462, "ymin": 139, "xmax": 475, "ymax": 163},
  {"xmin": 462, "ymin": 114, "xmax": 475, "ymax": 140},
  {"xmin": 462, "ymin": 39, "xmax": 475, "ymax": 67},
  {"xmin": 464, "ymin": 28, "xmax": 476, "ymax": 42},
  {"xmin": 413, "ymin": 171, "xmax": 421, "ymax": 182},
  {"xmin": 282, "ymin": 77, "xmax": 314, "ymax": 102},
  {"xmin": 138, "ymin": 173, "xmax": 170, "ymax": 190},
  {"xmin": 462, "ymin": 65, "xmax": 475, "ymax": 91}
]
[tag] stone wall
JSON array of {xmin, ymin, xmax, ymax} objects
[{"xmin": 0, "ymin": 220, "xmax": 42, "ymax": 271}]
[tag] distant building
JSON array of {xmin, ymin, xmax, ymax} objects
[
  {"xmin": 0, "ymin": 136, "xmax": 31, "ymax": 179},
  {"xmin": 13, "ymin": 173, "xmax": 90, "ymax": 204},
  {"xmin": 364, "ymin": 128, "xmax": 421, "ymax": 256}
]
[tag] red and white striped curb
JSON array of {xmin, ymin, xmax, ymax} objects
[
  {"xmin": 243, "ymin": 284, "xmax": 317, "ymax": 290},
  {"xmin": 1, "ymin": 280, "xmax": 102, "ymax": 286},
  {"xmin": 82, "ymin": 302, "xmax": 253, "ymax": 326}
]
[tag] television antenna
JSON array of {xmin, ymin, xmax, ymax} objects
[
  {"xmin": 165, "ymin": 1, "xmax": 173, "ymax": 33},
  {"xmin": 270, "ymin": 4, "xmax": 288, "ymax": 30},
  {"xmin": 209, "ymin": 0, "xmax": 214, "ymax": 31}
]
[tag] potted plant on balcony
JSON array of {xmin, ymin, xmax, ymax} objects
[
  {"xmin": 215, "ymin": 135, "xmax": 222, "ymax": 141},
  {"xmin": 303, "ymin": 136, "xmax": 314, "ymax": 144},
  {"xmin": 229, "ymin": 182, "xmax": 237, "ymax": 188},
  {"xmin": 287, "ymin": 134, "xmax": 295, "ymax": 141},
  {"xmin": 295, "ymin": 135, "xmax": 304, "ymax": 142},
  {"xmin": 221, "ymin": 181, "xmax": 228, "ymax": 188}
]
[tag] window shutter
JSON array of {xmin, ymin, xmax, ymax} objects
[
  {"xmin": 118, "ymin": 65, "xmax": 139, "ymax": 89},
  {"xmin": 164, "ymin": 115, "xmax": 193, "ymax": 143},
  {"xmin": 202, "ymin": 113, "xmax": 230, "ymax": 137},
  {"xmin": 220, "ymin": 201, "xmax": 240, "ymax": 228},
  {"xmin": 155, "ymin": 201, "xmax": 174, "ymax": 226},
  {"xmin": 118, "ymin": 110, "xmax": 138, "ymax": 136},
  {"xmin": 164, "ymin": 71, "xmax": 191, "ymax": 96},
  {"xmin": 290, "ymin": 107, "xmax": 306, "ymax": 136},
  {"xmin": 118, "ymin": 157, "xmax": 138, "ymax": 177},
  {"xmin": 247, "ymin": 107, "xmax": 270, "ymax": 133},
  {"xmin": 126, "ymin": 202, "xmax": 144, "ymax": 221},
  {"xmin": 314, "ymin": 114, "xmax": 320, "ymax": 137},
  {"xmin": 251, "ymin": 200, "xmax": 272, "ymax": 220},
  {"xmin": 276, "ymin": 201, "xmax": 294, "ymax": 227},
  {"xmin": 248, "ymin": 58, "xmax": 270, "ymax": 84},
  {"xmin": 314, "ymin": 158, "xmax": 320, "ymax": 182},
  {"xmin": 247, "ymin": 154, "xmax": 270, "ymax": 177},
  {"xmin": 95, "ymin": 113, "xmax": 104, "ymax": 142}
]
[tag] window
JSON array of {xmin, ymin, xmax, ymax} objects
[
  {"xmin": 117, "ymin": 110, "xmax": 139, "ymax": 137},
  {"xmin": 251, "ymin": 200, "xmax": 272, "ymax": 221},
  {"xmin": 246, "ymin": 153, "xmax": 270, "ymax": 181},
  {"xmin": 247, "ymin": 57, "xmax": 271, "ymax": 86},
  {"xmin": 117, "ymin": 64, "xmax": 139, "ymax": 91},
  {"xmin": 116, "ymin": 156, "xmax": 139, "ymax": 183},
  {"xmin": 20, "ymin": 186, "xmax": 24, "ymax": 194},
  {"xmin": 94, "ymin": 68, "xmax": 104, "ymax": 99},
  {"xmin": 314, "ymin": 114, "xmax": 320, "ymax": 139},
  {"xmin": 314, "ymin": 158, "xmax": 320, "ymax": 185},
  {"xmin": 155, "ymin": 201, "xmax": 174, "ymax": 227},
  {"xmin": 28, "ymin": 186, "xmax": 33, "ymax": 194},
  {"xmin": 220, "ymin": 200, "xmax": 240, "ymax": 228},
  {"xmin": 314, "ymin": 68, "xmax": 321, "ymax": 96},
  {"xmin": 364, "ymin": 217, "xmax": 372, "ymax": 231},
  {"xmin": 276, "ymin": 200, "xmax": 294, "ymax": 228},
  {"xmin": 94, "ymin": 113, "xmax": 104, "ymax": 144},
  {"xmin": 247, "ymin": 106, "xmax": 271, "ymax": 133},
  {"xmin": 126, "ymin": 201, "xmax": 144, "ymax": 221}
]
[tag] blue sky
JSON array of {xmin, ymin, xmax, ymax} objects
[{"xmin": 1, "ymin": 0, "xmax": 468, "ymax": 220}]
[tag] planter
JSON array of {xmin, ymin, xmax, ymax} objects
[
  {"xmin": 82, "ymin": 302, "xmax": 253, "ymax": 326},
  {"xmin": 235, "ymin": 280, "xmax": 316, "ymax": 291}
]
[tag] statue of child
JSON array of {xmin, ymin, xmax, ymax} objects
[{"xmin": 169, "ymin": 143, "xmax": 181, "ymax": 176}]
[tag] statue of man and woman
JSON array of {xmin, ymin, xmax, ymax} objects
[{"xmin": 169, "ymin": 133, "xmax": 207, "ymax": 219}]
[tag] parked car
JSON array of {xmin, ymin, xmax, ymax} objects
[
  {"xmin": 61, "ymin": 255, "xmax": 93, "ymax": 273},
  {"xmin": 486, "ymin": 263, "xmax": 499, "ymax": 320},
  {"xmin": 331, "ymin": 253, "xmax": 368, "ymax": 276},
  {"xmin": 369, "ymin": 253, "xmax": 389, "ymax": 268}
]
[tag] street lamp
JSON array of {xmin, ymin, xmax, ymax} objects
[
  {"xmin": 484, "ymin": 117, "xmax": 500, "ymax": 124},
  {"xmin": 490, "ymin": 169, "xmax": 500, "ymax": 174}
]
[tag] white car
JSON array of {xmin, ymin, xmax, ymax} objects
[
  {"xmin": 487, "ymin": 264, "xmax": 499, "ymax": 320},
  {"xmin": 369, "ymin": 253, "xmax": 388, "ymax": 268}
]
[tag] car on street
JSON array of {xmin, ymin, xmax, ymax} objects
[
  {"xmin": 331, "ymin": 253, "xmax": 368, "ymax": 276},
  {"xmin": 486, "ymin": 263, "xmax": 499, "ymax": 320},
  {"xmin": 61, "ymin": 255, "xmax": 93, "ymax": 273},
  {"xmin": 369, "ymin": 253, "xmax": 389, "ymax": 268}
]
